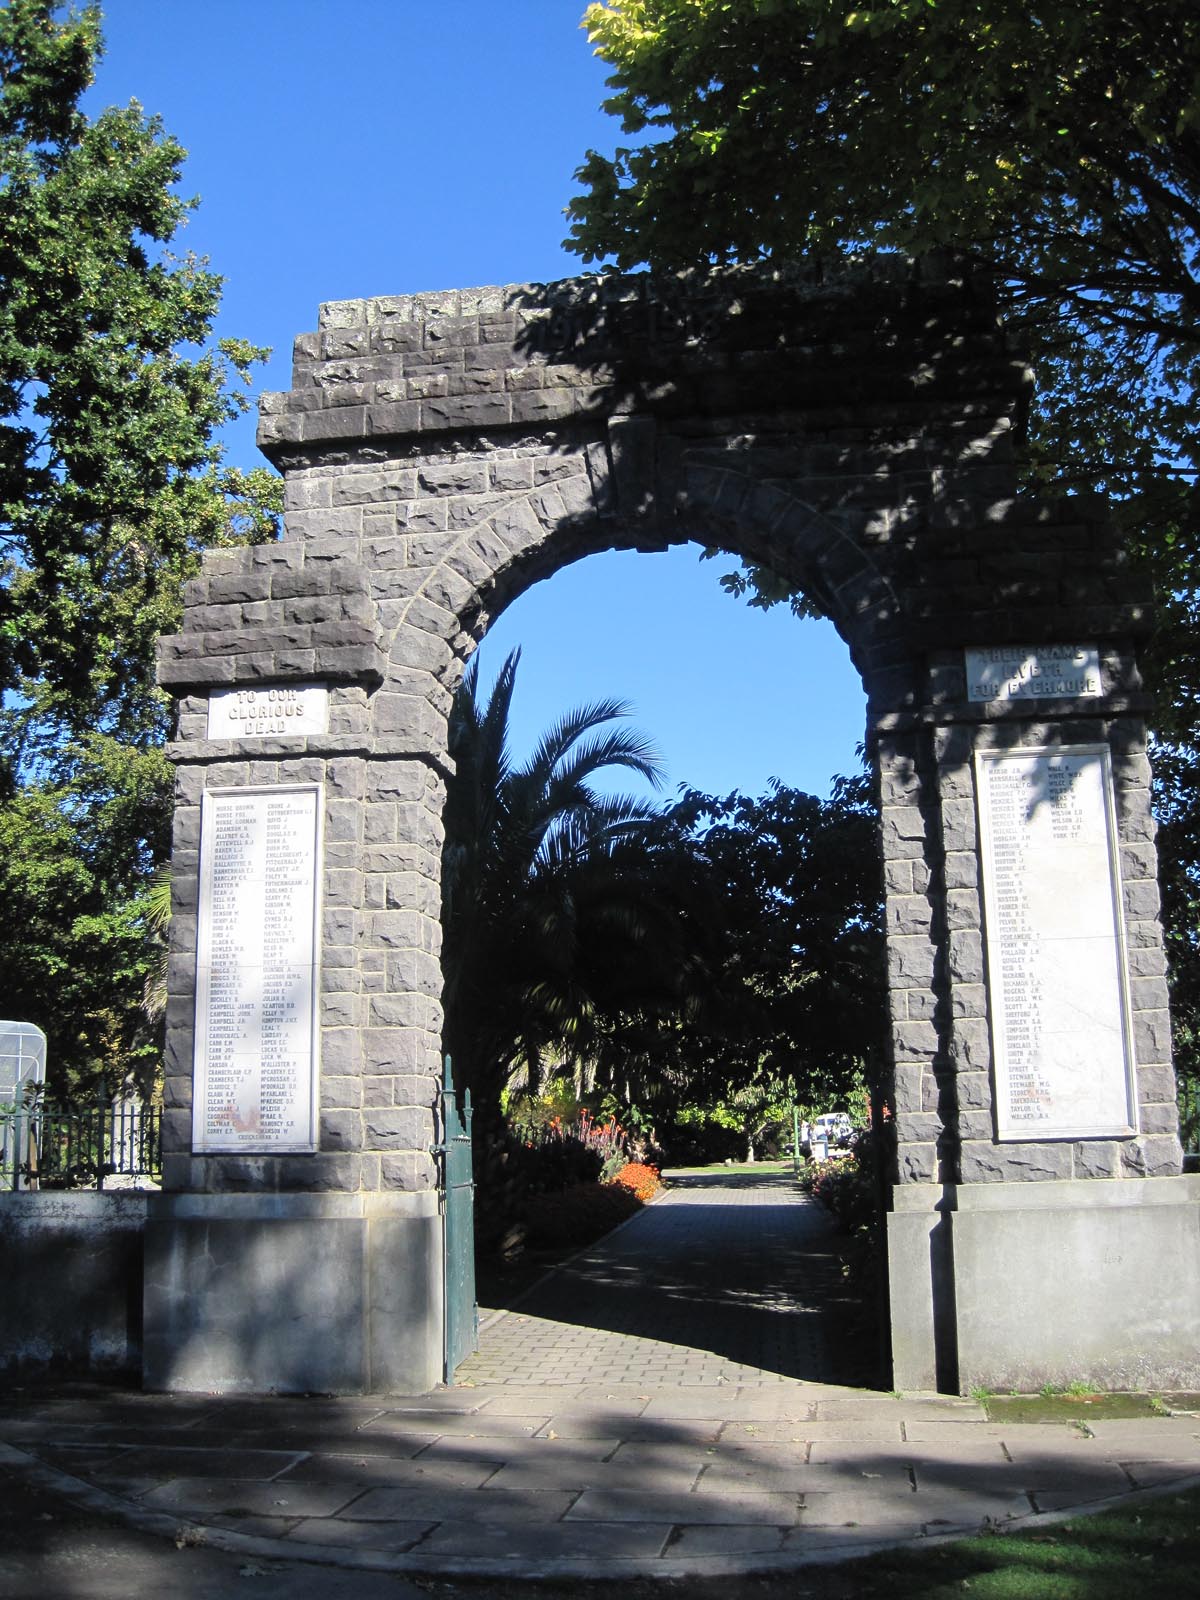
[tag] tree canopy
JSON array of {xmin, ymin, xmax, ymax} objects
[
  {"xmin": 567, "ymin": 2, "xmax": 1198, "ymax": 683},
  {"xmin": 0, "ymin": 2, "xmax": 279, "ymax": 1097},
  {"xmin": 0, "ymin": 0, "xmax": 279, "ymax": 768},
  {"xmin": 580, "ymin": 775, "xmax": 887, "ymax": 1153},
  {"xmin": 569, "ymin": 0, "xmax": 1200, "ymax": 1099}
]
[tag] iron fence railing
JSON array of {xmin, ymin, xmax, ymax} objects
[
  {"xmin": 1180, "ymin": 1076, "xmax": 1200, "ymax": 1174},
  {"xmin": 0, "ymin": 1097, "xmax": 162, "ymax": 1191}
]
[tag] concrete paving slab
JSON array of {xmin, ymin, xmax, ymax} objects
[
  {"xmin": 91, "ymin": 1446, "xmax": 305, "ymax": 1480},
  {"xmin": 470, "ymin": 1388, "xmax": 603, "ymax": 1414},
  {"xmin": 528, "ymin": 1412, "xmax": 644, "ymax": 1438},
  {"xmin": 34, "ymin": 1443, "xmax": 138, "ymax": 1475},
  {"xmin": 793, "ymin": 1420, "xmax": 907, "ymax": 1441},
  {"xmin": 483, "ymin": 1458, "xmax": 701, "ymax": 1493},
  {"xmin": 567, "ymin": 1488, "xmax": 803, "ymax": 1525},
  {"xmin": 905, "ymin": 1419, "xmax": 1026, "ymax": 1442},
  {"xmin": 798, "ymin": 1486, "xmax": 1032, "ymax": 1528},
  {"xmin": 1030, "ymin": 1484, "xmax": 1131, "ymax": 1512},
  {"xmin": 1085, "ymin": 1418, "xmax": 1200, "ymax": 1448},
  {"xmin": 414, "ymin": 1433, "xmax": 618, "ymax": 1466},
  {"xmin": 207, "ymin": 1511, "xmax": 305, "ymax": 1538},
  {"xmin": 696, "ymin": 1457, "xmax": 911, "ymax": 1493},
  {"xmin": 211, "ymin": 1430, "xmax": 445, "ymax": 1458},
  {"xmin": 665, "ymin": 1523, "xmax": 788, "ymax": 1557},
  {"xmin": 342, "ymin": 1486, "xmax": 577, "ymax": 1522},
  {"xmin": 1120, "ymin": 1458, "xmax": 1200, "ymax": 1487},
  {"xmin": 357, "ymin": 1410, "xmax": 548, "ymax": 1438},
  {"xmin": 815, "ymin": 1397, "xmax": 987, "ymax": 1422},
  {"xmin": 140, "ymin": 1478, "xmax": 359, "ymax": 1517},
  {"xmin": 6, "ymin": 1174, "xmax": 1197, "ymax": 1581},
  {"xmin": 282, "ymin": 1517, "xmax": 434, "ymax": 1551},
  {"xmin": 721, "ymin": 1420, "xmax": 842, "ymax": 1444},
  {"xmin": 782, "ymin": 1517, "xmax": 927, "ymax": 1550},
  {"xmin": 809, "ymin": 1437, "xmax": 1011, "ymax": 1465},
  {"xmin": 274, "ymin": 1453, "xmax": 499, "ymax": 1490},
  {"xmin": 410, "ymin": 1516, "xmax": 671, "ymax": 1559},
  {"xmin": 621, "ymin": 1417, "xmax": 725, "ymax": 1443}
]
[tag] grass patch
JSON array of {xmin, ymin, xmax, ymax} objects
[
  {"xmin": 837, "ymin": 1487, "xmax": 1200, "ymax": 1600},
  {"xmin": 985, "ymin": 1392, "xmax": 1200, "ymax": 1424},
  {"xmin": 665, "ymin": 1159, "xmax": 796, "ymax": 1178}
]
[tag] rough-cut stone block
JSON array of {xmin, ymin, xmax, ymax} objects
[
  {"xmin": 943, "ymin": 851, "xmax": 979, "ymax": 891},
  {"xmin": 364, "ymin": 1106, "xmax": 435, "ymax": 1151},
  {"xmin": 385, "ymin": 948, "xmax": 443, "ymax": 996},
  {"xmin": 381, "ymin": 1151, "xmax": 438, "ymax": 1191},
  {"xmin": 1134, "ymin": 1010, "xmax": 1172, "ymax": 1063},
  {"xmin": 950, "ymin": 984, "xmax": 988, "ymax": 1019},
  {"xmin": 887, "ymin": 934, "xmax": 937, "ymax": 982},
  {"xmin": 319, "ymin": 1109, "xmax": 363, "ymax": 1150},
  {"xmin": 893, "ymin": 1020, "xmax": 939, "ymax": 1058},
  {"xmin": 948, "ymin": 929, "xmax": 984, "ymax": 983},
  {"xmin": 1121, "ymin": 1135, "xmax": 1183, "ymax": 1178},
  {"xmin": 959, "ymin": 1142, "xmax": 1073, "ymax": 1183},
  {"xmin": 423, "ymin": 393, "xmax": 511, "ymax": 430},
  {"xmin": 1136, "ymin": 1064, "xmax": 1177, "ymax": 1104},
  {"xmin": 368, "ymin": 991, "xmax": 441, "ymax": 1031},
  {"xmin": 887, "ymin": 894, "xmax": 933, "ymax": 935}
]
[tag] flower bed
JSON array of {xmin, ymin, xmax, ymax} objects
[
  {"xmin": 521, "ymin": 1162, "xmax": 663, "ymax": 1248},
  {"xmin": 607, "ymin": 1161, "xmax": 662, "ymax": 1203}
]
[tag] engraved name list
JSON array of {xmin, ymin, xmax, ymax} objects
[
  {"xmin": 976, "ymin": 746, "xmax": 1137, "ymax": 1141},
  {"xmin": 192, "ymin": 786, "xmax": 322, "ymax": 1153}
]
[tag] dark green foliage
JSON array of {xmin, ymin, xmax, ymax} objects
[
  {"xmin": 0, "ymin": 4, "xmax": 280, "ymax": 1097},
  {"xmin": 520, "ymin": 1180, "xmax": 643, "ymax": 1249},
  {"xmin": 570, "ymin": 1, "xmax": 1200, "ymax": 1118},
  {"xmin": 511, "ymin": 1132, "xmax": 604, "ymax": 1193},
  {"xmin": 603, "ymin": 774, "xmax": 888, "ymax": 1129},
  {"xmin": 0, "ymin": 736, "xmax": 170, "ymax": 1098},
  {"xmin": 441, "ymin": 646, "xmax": 666, "ymax": 1153}
]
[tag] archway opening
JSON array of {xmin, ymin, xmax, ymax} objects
[{"xmin": 440, "ymin": 540, "xmax": 890, "ymax": 1387}]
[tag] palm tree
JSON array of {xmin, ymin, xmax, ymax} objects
[{"xmin": 440, "ymin": 648, "xmax": 669, "ymax": 1155}]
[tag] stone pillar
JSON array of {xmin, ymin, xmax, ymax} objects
[
  {"xmin": 883, "ymin": 643, "xmax": 1200, "ymax": 1394},
  {"xmin": 143, "ymin": 541, "xmax": 447, "ymax": 1394}
]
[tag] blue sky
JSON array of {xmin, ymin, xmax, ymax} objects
[{"xmin": 87, "ymin": 0, "xmax": 865, "ymax": 800}]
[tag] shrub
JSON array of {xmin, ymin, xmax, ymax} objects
[
  {"xmin": 506, "ymin": 1111, "xmax": 631, "ymax": 1195},
  {"xmin": 521, "ymin": 1181, "xmax": 642, "ymax": 1247},
  {"xmin": 804, "ymin": 1135, "xmax": 881, "ymax": 1234}
]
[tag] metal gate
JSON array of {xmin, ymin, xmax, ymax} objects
[{"xmin": 436, "ymin": 1056, "xmax": 478, "ymax": 1382}]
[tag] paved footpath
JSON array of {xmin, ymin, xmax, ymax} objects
[{"xmin": 3, "ymin": 1170, "xmax": 1200, "ymax": 1582}]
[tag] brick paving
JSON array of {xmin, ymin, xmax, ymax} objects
[
  {"xmin": 460, "ymin": 1169, "xmax": 837, "ymax": 1386},
  {"xmin": 3, "ymin": 1171, "xmax": 1199, "ymax": 1579}
]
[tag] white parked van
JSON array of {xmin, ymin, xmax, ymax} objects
[{"xmin": 813, "ymin": 1112, "xmax": 854, "ymax": 1149}]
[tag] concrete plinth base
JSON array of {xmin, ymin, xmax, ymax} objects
[
  {"xmin": 0, "ymin": 1192, "xmax": 148, "ymax": 1378},
  {"xmin": 889, "ymin": 1176, "xmax": 1200, "ymax": 1394},
  {"xmin": 143, "ymin": 1191, "xmax": 442, "ymax": 1395}
]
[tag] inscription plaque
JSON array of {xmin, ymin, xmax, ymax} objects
[
  {"xmin": 976, "ymin": 745, "xmax": 1137, "ymax": 1141},
  {"xmin": 208, "ymin": 684, "xmax": 329, "ymax": 739},
  {"xmin": 192, "ymin": 785, "xmax": 323, "ymax": 1153},
  {"xmin": 966, "ymin": 645, "xmax": 1101, "ymax": 703}
]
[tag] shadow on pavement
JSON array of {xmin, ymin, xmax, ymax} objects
[{"xmin": 492, "ymin": 1172, "xmax": 880, "ymax": 1385}]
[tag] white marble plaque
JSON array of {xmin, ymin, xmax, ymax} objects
[
  {"xmin": 976, "ymin": 745, "xmax": 1137, "ymax": 1141},
  {"xmin": 208, "ymin": 684, "xmax": 329, "ymax": 739},
  {"xmin": 192, "ymin": 785, "xmax": 323, "ymax": 1153},
  {"xmin": 966, "ymin": 646, "xmax": 1101, "ymax": 703}
]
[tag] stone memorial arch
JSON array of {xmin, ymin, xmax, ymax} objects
[{"xmin": 147, "ymin": 260, "xmax": 1200, "ymax": 1396}]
